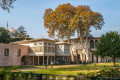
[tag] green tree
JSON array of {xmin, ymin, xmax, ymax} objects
[
  {"xmin": 0, "ymin": 27, "xmax": 11, "ymax": 43},
  {"xmin": 94, "ymin": 31, "xmax": 120, "ymax": 66},
  {"xmin": 16, "ymin": 26, "xmax": 27, "ymax": 38},
  {"xmin": 0, "ymin": 0, "xmax": 16, "ymax": 12}
]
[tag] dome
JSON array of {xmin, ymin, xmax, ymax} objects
[{"xmin": 9, "ymin": 28, "xmax": 16, "ymax": 33}]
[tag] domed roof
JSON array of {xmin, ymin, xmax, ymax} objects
[{"xmin": 9, "ymin": 28, "xmax": 16, "ymax": 33}]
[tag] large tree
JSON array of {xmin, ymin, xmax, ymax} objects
[
  {"xmin": 94, "ymin": 31, "xmax": 120, "ymax": 66},
  {"xmin": 0, "ymin": 27, "xmax": 11, "ymax": 43},
  {"xmin": 0, "ymin": 0, "xmax": 16, "ymax": 12},
  {"xmin": 43, "ymin": 3, "xmax": 104, "ymax": 56},
  {"xmin": 44, "ymin": 3, "xmax": 75, "ymax": 42},
  {"xmin": 69, "ymin": 5, "xmax": 104, "ymax": 55}
]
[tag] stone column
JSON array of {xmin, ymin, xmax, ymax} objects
[
  {"xmin": 54, "ymin": 56, "xmax": 55, "ymax": 64},
  {"xmin": 33, "ymin": 56, "xmax": 34, "ymax": 65},
  {"xmin": 51, "ymin": 56, "xmax": 52, "ymax": 62},
  {"xmin": 43, "ymin": 55, "xmax": 44, "ymax": 65},
  {"xmin": 38, "ymin": 56, "xmax": 39, "ymax": 65},
  {"xmin": 47, "ymin": 56, "xmax": 48, "ymax": 65}
]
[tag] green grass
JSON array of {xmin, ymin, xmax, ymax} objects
[{"xmin": 20, "ymin": 63, "xmax": 120, "ymax": 76}]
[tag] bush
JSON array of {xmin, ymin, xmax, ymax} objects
[{"xmin": 78, "ymin": 67, "xmax": 120, "ymax": 78}]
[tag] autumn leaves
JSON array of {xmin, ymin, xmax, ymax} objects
[{"xmin": 43, "ymin": 3, "xmax": 104, "ymax": 42}]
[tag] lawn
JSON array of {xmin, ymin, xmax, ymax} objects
[{"xmin": 20, "ymin": 63, "xmax": 120, "ymax": 76}]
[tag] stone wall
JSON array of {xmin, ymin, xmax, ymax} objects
[{"xmin": 0, "ymin": 43, "xmax": 29, "ymax": 67}]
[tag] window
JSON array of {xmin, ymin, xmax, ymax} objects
[
  {"xmin": 52, "ymin": 44, "xmax": 54, "ymax": 46},
  {"xmin": 48, "ymin": 43, "xmax": 51, "ymax": 46},
  {"xmin": 44, "ymin": 46, "xmax": 48, "ymax": 53},
  {"xmin": 34, "ymin": 43, "xmax": 37, "ymax": 46},
  {"xmin": 4, "ymin": 49, "xmax": 9, "ymax": 56},
  {"xmin": 48, "ymin": 47, "xmax": 52, "ymax": 53},
  {"xmin": 39, "ymin": 43, "xmax": 42, "ymax": 45},
  {"xmin": 52, "ymin": 47, "xmax": 55, "ymax": 53},
  {"xmin": 38, "ymin": 46, "xmax": 43, "ymax": 52},
  {"xmin": 17, "ymin": 49, "xmax": 21, "ymax": 57},
  {"xmin": 57, "ymin": 46, "xmax": 59, "ymax": 48},
  {"xmin": 44, "ymin": 42, "xmax": 47, "ymax": 45},
  {"xmin": 34, "ymin": 47, "xmax": 38, "ymax": 52}
]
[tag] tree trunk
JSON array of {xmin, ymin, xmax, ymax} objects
[
  {"xmin": 113, "ymin": 57, "xmax": 116, "ymax": 67},
  {"xmin": 77, "ymin": 30, "xmax": 80, "ymax": 38}
]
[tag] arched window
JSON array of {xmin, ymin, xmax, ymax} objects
[
  {"xmin": 95, "ymin": 40, "xmax": 98, "ymax": 48},
  {"xmin": 90, "ymin": 40, "xmax": 94, "ymax": 49}
]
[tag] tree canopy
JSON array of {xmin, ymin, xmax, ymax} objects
[
  {"xmin": 94, "ymin": 31, "xmax": 120, "ymax": 66},
  {"xmin": 0, "ymin": 0, "xmax": 16, "ymax": 12},
  {"xmin": 16, "ymin": 25, "xmax": 27, "ymax": 38},
  {"xmin": 43, "ymin": 3, "xmax": 104, "ymax": 43},
  {"xmin": 0, "ymin": 27, "xmax": 11, "ymax": 43}
]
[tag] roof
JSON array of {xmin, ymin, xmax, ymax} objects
[
  {"xmin": 63, "ymin": 37, "xmax": 101, "ymax": 42},
  {"xmin": 10, "ymin": 38, "xmax": 56, "ymax": 44},
  {"xmin": 9, "ymin": 28, "xmax": 16, "ymax": 33},
  {"xmin": 0, "ymin": 43, "xmax": 28, "ymax": 47},
  {"xmin": 55, "ymin": 42, "xmax": 72, "ymax": 45}
]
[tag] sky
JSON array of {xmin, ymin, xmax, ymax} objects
[{"xmin": 0, "ymin": 0, "xmax": 120, "ymax": 39}]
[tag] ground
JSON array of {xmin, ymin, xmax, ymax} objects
[{"xmin": 13, "ymin": 63, "xmax": 120, "ymax": 76}]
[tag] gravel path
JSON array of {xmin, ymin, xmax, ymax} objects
[{"xmin": 16, "ymin": 64, "xmax": 83, "ymax": 71}]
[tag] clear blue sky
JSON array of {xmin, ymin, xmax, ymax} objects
[{"xmin": 0, "ymin": 0, "xmax": 120, "ymax": 39}]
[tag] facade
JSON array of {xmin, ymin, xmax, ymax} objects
[
  {"xmin": 10, "ymin": 38, "xmax": 56, "ymax": 65},
  {"xmin": 69, "ymin": 37, "xmax": 110, "ymax": 63},
  {"xmin": 0, "ymin": 43, "xmax": 29, "ymax": 67},
  {"xmin": 0, "ymin": 37, "xmax": 111, "ymax": 67},
  {"xmin": 9, "ymin": 38, "xmax": 71, "ymax": 66},
  {"xmin": 55, "ymin": 42, "xmax": 71, "ymax": 64}
]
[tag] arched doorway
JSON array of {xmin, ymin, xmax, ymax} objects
[{"xmin": 21, "ymin": 56, "xmax": 28, "ymax": 65}]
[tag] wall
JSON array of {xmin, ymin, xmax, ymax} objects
[{"xmin": 0, "ymin": 43, "xmax": 29, "ymax": 66}]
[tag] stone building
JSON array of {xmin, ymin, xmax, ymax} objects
[
  {"xmin": 0, "ymin": 43, "xmax": 29, "ymax": 66},
  {"xmin": 69, "ymin": 37, "xmax": 110, "ymax": 63}
]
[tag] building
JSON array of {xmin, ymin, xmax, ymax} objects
[
  {"xmin": 0, "ymin": 43, "xmax": 29, "ymax": 67},
  {"xmin": 69, "ymin": 37, "xmax": 110, "ymax": 63},
  {"xmin": 0, "ymin": 37, "xmax": 110, "ymax": 67},
  {"xmin": 8, "ymin": 38, "xmax": 71, "ymax": 66},
  {"xmin": 55, "ymin": 42, "xmax": 71, "ymax": 64}
]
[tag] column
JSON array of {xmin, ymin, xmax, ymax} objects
[
  {"xmin": 47, "ymin": 56, "xmax": 48, "ymax": 65},
  {"xmin": 54, "ymin": 56, "xmax": 55, "ymax": 64},
  {"xmin": 63, "ymin": 56, "xmax": 64, "ymax": 61},
  {"xmin": 33, "ymin": 56, "xmax": 34, "ymax": 65},
  {"xmin": 38, "ymin": 56, "xmax": 39, "ymax": 65},
  {"xmin": 43, "ymin": 55, "xmax": 44, "ymax": 65},
  {"xmin": 51, "ymin": 56, "xmax": 52, "ymax": 62}
]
